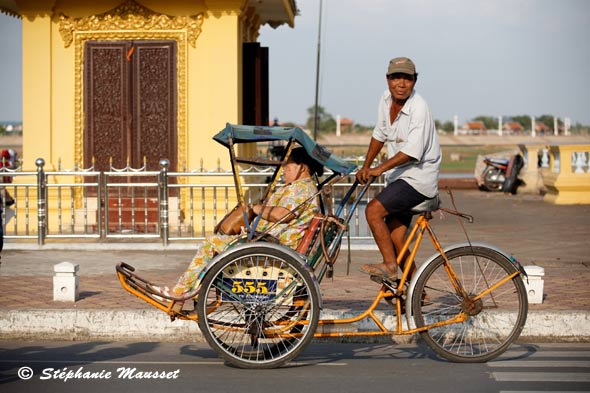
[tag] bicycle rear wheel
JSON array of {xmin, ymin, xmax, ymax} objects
[
  {"xmin": 196, "ymin": 244, "xmax": 320, "ymax": 369},
  {"xmin": 412, "ymin": 246, "xmax": 527, "ymax": 362}
]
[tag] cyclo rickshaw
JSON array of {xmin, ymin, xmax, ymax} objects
[{"xmin": 117, "ymin": 123, "xmax": 528, "ymax": 369}]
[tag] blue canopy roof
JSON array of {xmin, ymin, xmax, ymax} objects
[{"xmin": 213, "ymin": 123, "xmax": 357, "ymax": 175}]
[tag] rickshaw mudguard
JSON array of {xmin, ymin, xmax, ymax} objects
[
  {"xmin": 405, "ymin": 241, "xmax": 522, "ymax": 329},
  {"xmin": 199, "ymin": 242, "xmax": 323, "ymax": 310}
]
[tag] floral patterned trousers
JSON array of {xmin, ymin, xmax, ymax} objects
[{"xmin": 171, "ymin": 234, "xmax": 236, "ymax": 296}]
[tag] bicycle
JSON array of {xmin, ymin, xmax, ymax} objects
[{"xmin": 117, "ymin": 123, "xmax": 528, "ymax": 369}]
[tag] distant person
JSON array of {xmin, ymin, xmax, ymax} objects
[
  {"xmin": 356, "ymin": 57, "xmax": 441, "ymax": 280},
  {"xmin": 0, "ymin": 150, "xmax": 15, "ymax": 208},
  {"xmin": 0, "ymin": 149, "xmax": 16, "ymax": 254},
  {"xmin": 0, "ymin": 196, "xmax": 3, "ymax": 254}
]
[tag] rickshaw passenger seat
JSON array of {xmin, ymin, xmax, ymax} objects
[{"xmin": 296, "ymin": 214, "xmax": 324, "ymax": 256}]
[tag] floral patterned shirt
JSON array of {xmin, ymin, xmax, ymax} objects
[{"xmin": 257, "ymin": 177, "xmax": 319, "ymax": 249}]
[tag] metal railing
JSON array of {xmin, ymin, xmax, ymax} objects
[{"xmin": 1, "ymin": 158, "xmax": 383, "ymax": 246}]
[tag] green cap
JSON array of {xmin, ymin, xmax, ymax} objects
[{"xmin": 387, "ymin": 57, "xmax": 416, "ymax": 76}]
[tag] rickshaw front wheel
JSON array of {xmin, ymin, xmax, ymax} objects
[{"xmin": 196, "ymin": 243, "xmax": 320, "ymax": 369}]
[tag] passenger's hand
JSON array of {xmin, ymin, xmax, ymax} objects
[{"xmin": 251, "ymin": 204, "xmax": 262, "ymax": 217}]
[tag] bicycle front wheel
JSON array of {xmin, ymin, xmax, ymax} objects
[
  {"xmin": 412, "ymin": 246, "xmax": 528, "ymax": 362},
  {"xmin": 197, "ymin": 244, "xmax": 320, "ymax": 369}
]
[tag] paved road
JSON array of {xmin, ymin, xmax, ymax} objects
[
  {"xmin": 1, "ymin": 341, "xmax": 589, "ymax": 393},
  {"xmin": 0, "ymin": 190, "xmax": 589, "ymax": 342}
]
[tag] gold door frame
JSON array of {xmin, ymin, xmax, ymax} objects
[{"xmin": 57, "ymin": 0, "xmax": 204, "ymax": 173}]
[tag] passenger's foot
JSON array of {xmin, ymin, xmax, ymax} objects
[
  {"xmin": 150, "ymin": 286, "xmax": 187, "ymax": 314},
  {"xmin": 150, "ymin": 285, "xmax": 173, "ymax": 302},
  {"xmin": 359, "ymin": 263, "xmax": 398, "ymax": 280}
]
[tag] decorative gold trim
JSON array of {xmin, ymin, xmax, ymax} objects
[
  {"xmin": 241, "ymin": 6, "xmax": 261, "ymax": 42},
  {"xmin": 74, "ymin": 30, "xmax": 188, "ymax": 178},
  {"xmin": 66, "ymin": 0, "xmax": 200, "ymax": 181},
  {"xmin": 59, "ymin": 0, "xmax": 204, "ymax": 48}
]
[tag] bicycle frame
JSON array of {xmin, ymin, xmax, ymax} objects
[{"xmin": 312, "ymin": 211, "xmax": 521, "ymax": 338}]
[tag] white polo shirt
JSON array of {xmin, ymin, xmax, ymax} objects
[{"xmin": 372, "ymin": 89, "xmax": 441, "ymax": 198}]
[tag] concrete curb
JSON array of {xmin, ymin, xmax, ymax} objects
[
  {"xmin": 0, "ymin": 309, "xmax": 203, "ymax": 342},
  {"xmin": 1, "ymin": 309, "xmax": 589, "ymax": 343}
]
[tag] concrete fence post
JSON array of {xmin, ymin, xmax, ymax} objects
[
  {"xmin": 53, "ymin": 261, "xmax": 80, "ymax": 302},
  {"xmin": 523, "ymin": 265, "xmax": 545, "ymax": 304},
  {"xmin": 544, "ymin": 144, "xmax": 590, "ymax": 204}
]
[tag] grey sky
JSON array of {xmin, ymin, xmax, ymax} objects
[
  {"xmin": 1, "ymin": 0, "xmax": 589, "ymax": 126},
  {"xmin": 259, "ymin": 0, "xmax": 590, "ymax": 127},
  {"xmin": 0, "ymin": 12, "xmax": 21, "ymax": 123}
]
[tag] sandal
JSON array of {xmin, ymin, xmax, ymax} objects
[
  {"xmin": 151, "ymin": 285, "xmax": 186, "ymax": 313},
  {"xmin": 360, "ymin": 263, "xmax": 398, "ymax": 280},
  {"xmin": 150, "ymin": 285, "xmax": 173, "ymax": 302}
]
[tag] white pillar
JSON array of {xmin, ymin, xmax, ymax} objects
[
  {"xmin": 53, "ymin": 262, "xmax": 80, "ymax": 302},
  {"xmin": 453, "ymin": 115, "xmax": 458, "ymax": 136},
  {"xmin": 498, "ymin": 116, "xmax": 503, "ymax": 137},
  {"xmin": 531, "ymin": 116, "xmax": 536, "ymax": 138},
  {"xmin": 564, "ymin": 117, "xmax": 571, "ymax": 136},
  {"xmin": 554, "ymin": 116, "xmax": 558, "ymax": 136},
  {"xmin": 336, "ymin": 114, "xmax": 341, "ymax": 137}
]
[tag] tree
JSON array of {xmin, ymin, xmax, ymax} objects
[
  {"xmin": 353, "ymin": 123, "xmax": 373, "ymax": 133},
  {"xmin": 537, "ymin": 114, "xmax": 560, "ymax": 129},
  {"xmin": 511, "ymin": 115, "xmax": 532, "ymax": 130},
  {"xmin": 305, "ymin": 105, "xmax": 336, "ymax": 134},
  {"xmin": 440, "ymin": 121, "xmax": 454, "ymax": 133}
]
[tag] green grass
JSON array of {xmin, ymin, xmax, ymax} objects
[{"xmin": 440, "ymin": 145, "xmax": 513, "ymax": 173}]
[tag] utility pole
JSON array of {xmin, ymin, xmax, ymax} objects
[{"xmin": 313, "ymin": 0, "xmax": 323, "ymax": 141}]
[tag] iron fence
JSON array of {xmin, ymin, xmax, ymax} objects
[{"xmin": 1, "ymin": 159, "xmax": 383, "ymax": 246}]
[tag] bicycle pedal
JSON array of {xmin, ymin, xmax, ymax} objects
[
  {"xmin": 370, "ymin": 274, "xmax": 398, "ymax": 288},
  {"xmin": 370, "ymin": 274, "xmax": 396, "ymax": 283},
  {"xmin": 369, "ymin": 274, "xmax": 385, "ymax": 284}
]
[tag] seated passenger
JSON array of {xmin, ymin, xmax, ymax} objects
[{"xmin": 153, "ymin": 147, "xmax": 323, "ymax": 308}]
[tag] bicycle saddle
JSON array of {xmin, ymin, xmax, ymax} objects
[
  {"xmin": 486, "ymin": 157, "xmax": 510, "ymax": 166},
  {"xmin": 410, "ymin": 193, "xmax": 441, "ymax": 214}
]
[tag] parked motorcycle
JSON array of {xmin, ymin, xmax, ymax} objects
[{"xmin": 478, "ymin": 154, "xmax": 524, "ymax": 194}]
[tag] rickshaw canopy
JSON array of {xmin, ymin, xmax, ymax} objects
[{"xmin": 213, "ymin": 123, "xmax": 357, "ymax": 175}]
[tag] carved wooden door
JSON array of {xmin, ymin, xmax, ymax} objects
[{"xmin": 84, "ymin": 40, "xmax": 177, "ymax": 173}]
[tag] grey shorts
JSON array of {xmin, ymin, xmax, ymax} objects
[{"xmin": 375, "ymin": 179, "xmax": 428, "ymax": 227}]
